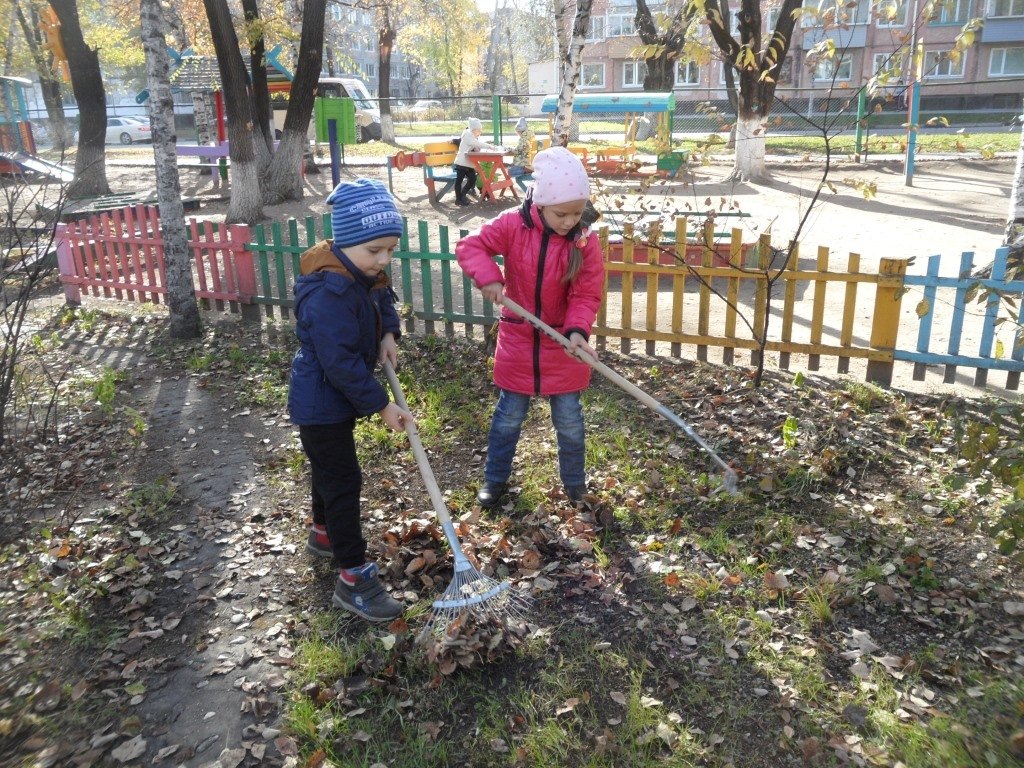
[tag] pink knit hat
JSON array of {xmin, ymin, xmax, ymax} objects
[{"xmin": 530, "ymin": 147, "xmax": 590, "ymax": 206}]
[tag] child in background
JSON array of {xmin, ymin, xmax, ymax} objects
[
  {"xmin": 507, "ymin": 117, "xmax": 535, "ymax": 180},
  {"xmin": 453, "ymin": 117, "xmax": 504, "ymax": 207},
  {"xmin": 455, "ymin": 147, "xmax": 604, "ymax": 508},
  {"xmin": 288, "ymin": 178, "xmax": 413, "ymax": 622}
]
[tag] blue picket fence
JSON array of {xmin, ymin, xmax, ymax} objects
[{"xmin": 896, "ymin": 248, "xmax": 1024, "ymax": 389}]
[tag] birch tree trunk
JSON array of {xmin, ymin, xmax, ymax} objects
[
  {"xmin": 551, "ymin": 0, "xmax": 592, "ymax": 148},
  {"xmin": 202, "ymin": 0, "xmax": 264, "ymax": 224},
  {"xmin": 1005, "ymin": 101, "xmax": 1024, "ymax": 247},
  {"xmin": 262, "ymin": 0, "xmax": 325, "ymax": 203},
  {"xmin": 140, "ymin": 0, "xmax": 200, "ymax": 339}
]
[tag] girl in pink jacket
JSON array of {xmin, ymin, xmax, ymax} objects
[{"xmin": 455, "ymin": 147, "xmax": 604, "ymax": 508}]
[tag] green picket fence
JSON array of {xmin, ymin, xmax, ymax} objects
[{"xmin": 245, "ymin": 214, "xmax": 503, "ymax": 339}]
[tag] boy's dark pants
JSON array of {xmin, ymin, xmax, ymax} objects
[{"xmin": 300, "ymin": 421, "xmax": 366, "ymax": 569}]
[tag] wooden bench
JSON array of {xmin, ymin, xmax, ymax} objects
[{"xmin": 422, "ymin": 141, "xmax": 459, "ymax": 203}]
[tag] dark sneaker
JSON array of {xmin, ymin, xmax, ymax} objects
[
  {"xmin": 565, "ymin": 485, "xmax": 586, "ymax": 503},
  {"xmin": 332, "ymin": 563, "xmax": 403, "ymax": 622},
  {"xmin": 306, "ymin": 528, "xmax": 333, "ymax": 558},
  {"xmin": 476, "ymin": 481, "xmax": 507, "ymax": 509}
]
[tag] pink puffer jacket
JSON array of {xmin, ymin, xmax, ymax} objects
[{"xmin": 456, "ymin": 204, "xmax": 604, "ymax": 395}]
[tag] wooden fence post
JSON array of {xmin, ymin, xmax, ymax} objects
[
  {"xmin": 53, "ymin": 223, "xmax": 81, "ymax": 306},
  {"xmin": 866, "ymin": 258, "xmax": 908, "ymax": 385},
  {"xmin": 229, "ymin": 224, "xmax": 260, "ymax": 323}
]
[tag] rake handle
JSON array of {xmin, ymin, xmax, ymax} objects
[
  {"xmin": 500, "ymin": 297, "xmax": 738, "ymax": 493},
  {"xmin": 383, "ymin": 362, "xmax": 470, "ymax": 563}
]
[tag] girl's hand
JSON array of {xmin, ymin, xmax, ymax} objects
[
  {"xmin": 480, "ymin": 282, "xmax": 504, "ymax": 305},
  {"xmin": 379, "ymin": 333, "xmax": 398, "ymax": 367},
  {"xmin": 568, "ymin": 331, "xmax": 598, "ymax": 362},
  {"xmin": 379, "ymin": 403, "xmax": 414, "ymax": 432}
]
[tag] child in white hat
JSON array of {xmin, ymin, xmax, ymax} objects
[
  {"xmin": 453, "ymin": 117, "xmax": 503, "ymax": 206},
  {"xmin": 455, "ymin": 147, "xmax": 603, "ymax": 508}
]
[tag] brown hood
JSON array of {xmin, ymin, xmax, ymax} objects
[{"xmin": 299, "ymin": 240, "xmax": 390, "ymax": 289}]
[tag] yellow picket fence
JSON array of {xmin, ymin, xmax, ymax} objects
[{"xmin": 595, "ymin": 219, "xmax": 909, "ymax": 384}]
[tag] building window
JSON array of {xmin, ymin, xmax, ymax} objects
[
  {"xmin": 876, "ymin": 0, "xmax": 907, "ymax": 25},
  {"xmin": 607, "ymin": 13, "xmax": 635, "ymax": 36},
  {"xmin": 623, "ymin": 61, "xmax": 646, "ymax": 88},
  {"xmin": 989, "ymin": 0, "xmax": 1024, "ymax": 16},
  {"xmin": 803, "ymin": 0, "xmax": 869, "ymax": 26},
  {"xmin": 586, "ymin": 16, "xmax": 606, "ymax": 41},
  {"xmin": 990, "ymin": 46, "xmax": 1024, "ymax": 75},
  {"xmin": 766, "ymin": 6, "xmax": 781, "ymax": 28},
  {"xmin": 364, "ymin": 63, "xmax": 376, "ymax": 78},
  {"xmin": 930, "ymin": 0, "xmax": 968, "ymax": 23},
  {"xmin": 329, "ymin": 6, "xmax": 343, "ymax": 21},
  {"xmin": 580, "ymin": 62, "xmax": 605, "ymax": 88},
  {"xmin": 675, "ymin": 60, "xmax": 700, "ymax": 86},
  {"xmin": 815, "ymin": 54, "xmax": 853, "ymax": 81},
  {"xmin": 923, "ymin": 50, "xmax": 965, "ymax": 78}
]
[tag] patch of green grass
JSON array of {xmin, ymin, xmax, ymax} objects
[
  {"xmin": 843, "ymin": 380, "xmax": 892, "ymax": 412},
  {"xmin": 869, "ymin": 674, "xmax": 1023, "ymax": 767},
  {"xmin": 186, "ymin": 351, "xmax": 217, "ymax": 372},
  {"xmin": 123, "ymin": 478, "xmax": 178, "ymax": 520}
]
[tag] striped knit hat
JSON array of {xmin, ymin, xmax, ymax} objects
[{"xmin": 327, "ymin": 178, "xmax": 403, "ymax": 249}]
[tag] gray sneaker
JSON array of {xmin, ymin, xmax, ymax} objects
[{"xmin": 332, "ymin": 563, "xmax": 403, "ymax": 622}]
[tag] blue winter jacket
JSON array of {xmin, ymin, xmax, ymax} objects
[{"xmin": 287, "ymin": 241, "xmax": 401, "ymax": 425}]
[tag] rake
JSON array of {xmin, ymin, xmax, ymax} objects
[
  {"xmin": 500, "ymin": 298, "xmax": 739, "ymax": 494},
  {"xmin": 383, "ymin": 362, "xmax": 530, "ymax": 636}
]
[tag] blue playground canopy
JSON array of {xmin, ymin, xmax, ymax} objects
[{"xmin": 540, "ymin": 92, "xmax": 675, "ymax": 114}]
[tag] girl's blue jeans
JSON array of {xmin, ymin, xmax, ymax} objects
[{"xmin": 484, "ymin": 389, "xmax": 586, "ymax": 489}]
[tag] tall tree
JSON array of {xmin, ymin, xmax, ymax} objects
[
  {"xmin": 241, "ymin": 0, "xmax": 273, "ymax": 156},
  {"xmin": 703, "ymin": 0, "xmax": 802, "ymax": 182},
  {"xmin": 403, "ymin": 0, "xmax": 485, "ymax": 98},
  {"xmin": 14, "ymin": 1, "xmax": 70, "ymax": 152},
  {"xmin": 551, "ymin": 0, "xmax": 592, "ymax": 147},
  {"xmin": 376, "ymin": 3, "xmax": 396, "ymax": 143},
  {"xmin": 140, "ymin": 0, "xmax": 200, "ymax": 339},
  {"xmin": 262, "ymin": 0, "xmax": 325, "ymax": 202},
  {"xmin": 633, "ymin": 0, "xmax": 699, "ymax": 92},
  {"xmin": 202, "ymin": 0, "xmax": 264, "ymax": 223},
  {"xmin": 49, "ymin": 0, "xmax": 111, "ymax": 198}
]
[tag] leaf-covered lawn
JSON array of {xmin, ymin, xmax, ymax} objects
[{"xmin": 1, "ymin": 308, "xmax": 1021, "ymax": 767}]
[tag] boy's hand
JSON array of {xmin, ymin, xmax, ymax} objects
[
  {"xmin": 568, "ymin": 331, "xmax": 598, "ymax": 362},
  {"xmin": 379, "ymin": 403, "xmax": 414, "ymax": 432},
  {"xmin": 379, "ymin": 333, "xmax": 397, "ymax": 367},
  {"xmin": 480, "ymin": 282, "xmax": 504, "ymax": 304}
]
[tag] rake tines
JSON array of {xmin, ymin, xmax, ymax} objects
[{"xmin": 383, "ymin": 363, "xmax": 530, "ymax": 638}]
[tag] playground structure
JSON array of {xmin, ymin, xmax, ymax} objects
[
  {"xmin": 540, "ymin": 92, "xmax": 676, "ymax": 174},
  {"xmin": 0, "ymin": 75, "xmax": 72, "ymax": 182},
  {"xmin": 170, "ymin": 50, "xmax": 358, "ymax": 185}
]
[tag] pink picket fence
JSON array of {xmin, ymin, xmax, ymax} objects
[{"xmin": 55, "ymin": 205, "xmax": 259, "ymax": 318}]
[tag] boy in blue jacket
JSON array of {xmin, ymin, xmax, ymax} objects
[{"xmin": 288, "ymin": 178, "xmax": 413, "ymax": 622}]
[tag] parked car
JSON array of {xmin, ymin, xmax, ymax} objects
[
  {"xmin": 407, "ymin": 99, "xmax": 444, "ymax": 119},
  {"xmin": 73, "ymin": 116, "xmax": 152, "ymax": 145},
  {"xmin": 107, "ymin": 116, "xmax": 151, "ymax": 145}
]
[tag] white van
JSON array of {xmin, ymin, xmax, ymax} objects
[{"xmin": 272, "ymin": 76, "xmax": 382, "ymax": 143}]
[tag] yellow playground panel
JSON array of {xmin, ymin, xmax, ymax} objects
[{"xmin": 540, "ymin": 92, "xmax": 675, "ymax": 173}]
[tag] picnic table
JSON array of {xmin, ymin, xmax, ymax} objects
[{"xmin": 467, "ymin": 151, "xmax": 519, "ymax": 202}]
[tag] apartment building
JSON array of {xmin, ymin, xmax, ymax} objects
[{"xmin": 549, "ymin": 0, "xmax": 1023, "ymax": 113}]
